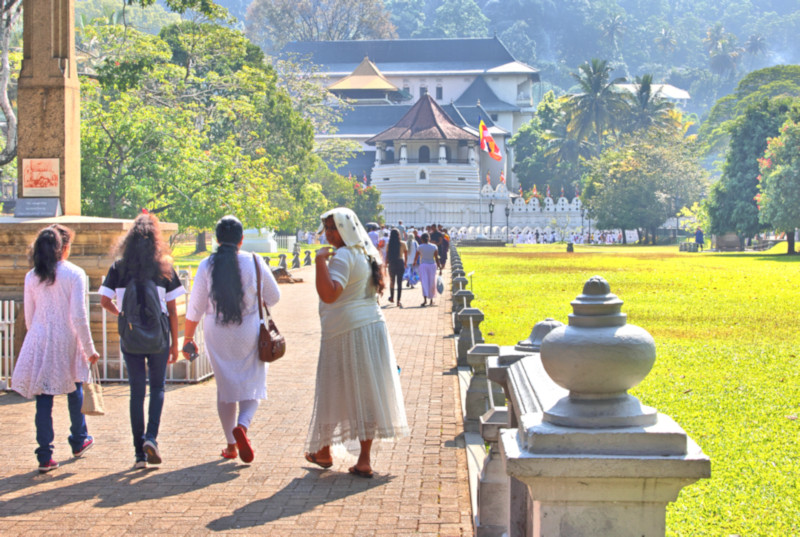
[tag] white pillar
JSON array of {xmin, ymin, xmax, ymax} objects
[
  {"xmin": 438, "ymin": 142, "xmax": 447, "ymax": 164},
  {"xmin": 399, "ymin": 143, "xmax": 407, "ymax": 165},
  {"xmin": 468, "ymin": 144, "xmax": 477, "ymax": 166},
  {"xmin": 375, "ymin": 143, "xmax": 383, "ymax": 166}
]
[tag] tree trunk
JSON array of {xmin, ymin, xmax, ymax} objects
[
  {"xmin": 195, "ymin": 231, "xmax": 207, "ymax": 253},
  {"xmin": 0, "ymin": 3, "xmax": 23, "ymax": 166},
  {"xmin": 787, "ymin": 232, "xmax": 796, "ymax": 255}
]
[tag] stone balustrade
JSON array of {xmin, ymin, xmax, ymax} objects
[
  {"xmin": 291, "ymin": 252, "xmax": 301, "ymax": 269},
  {"xmin": 449, "ymin": 242, "xmax": 711, "ymax": 537},
  {"xmin": 303, "ymin": 250, "xmax": 312, "ymax": 266}
]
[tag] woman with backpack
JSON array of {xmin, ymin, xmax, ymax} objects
[
  {"xmin": 99, "ymin": 212, "xmax": 185, "ymax": 469},
  {"xmin": 12, "ymin": 225, "xmax": 100, "ymax": 473},
  {"xmin": 182, "ymin": 215, "xmax": 280, "ymax": 463}
]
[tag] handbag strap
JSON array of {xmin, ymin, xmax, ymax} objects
[
  {"xmin": 253, "ymin": 253, "xmax": 265, "ymax": 323},
  {"xmin": 90, "ymin": 362, "xmax": 101, "ymax": 385},
  {"xmin": 253, "ymin": 253, "xmax": 277, "ymax": 325}
]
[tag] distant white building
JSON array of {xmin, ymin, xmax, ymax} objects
[{"xmin": 615, "ymin": 83, "xmax": 691, "ymax": 108}]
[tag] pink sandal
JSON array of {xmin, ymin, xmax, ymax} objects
[{"xmin": 232, "ymin": 426, "xmax": 254, "ymax": 463}]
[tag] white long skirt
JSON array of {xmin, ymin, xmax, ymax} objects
[{"xmin": 305, "ymin": 320, "xmax": 409, "ymax": 452}]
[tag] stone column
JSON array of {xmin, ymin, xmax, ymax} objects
[
  {"xmin": 375, "ymin": 143, "xmax": 383, "ymax": 166},
  {"xmin": 468, "ymin": 144, "xmax": 477, "ymax": 166},
  {"xmin": 457, "ymin": 307, "xmax": 483, "ymax": 365},
  {"xmin": 501, "ymin": 276, "xmax": 711, "ymax": 537},
  {"xmin": 438, "ymin": 142, "xmax": 447, "ymax": 164},
  {"xmin": 399, "ymin": 144, "xmax": 408, "ymax": 165},
  {"xmin": 17, "ymin": 0, "xmax": 81, "ymax": 215}
]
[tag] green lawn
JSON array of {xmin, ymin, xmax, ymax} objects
[
  {"xmin": 459, "ymin": 243, "xmax": 799, "ymax": 536},
  {"xmin": 170, "ymin": 242, "xmax": 325, "ymax": 269}
]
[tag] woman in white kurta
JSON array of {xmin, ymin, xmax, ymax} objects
[
  {"xmin": 304, "ymin": 208, "xmax": 409, "ymax": 478},
  {"xmin": 12, "ymin": 225, "xmax": 99, "ymax": 472},
  {"xmin": 183, "ymin": 216, "xmax": 280, "ymax": 463}
]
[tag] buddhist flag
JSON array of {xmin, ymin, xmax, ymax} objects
[
  {"xmin": 500, "ymin": 171, "xmax": 506, "ymax": 184},
  {"xmin": 546, "ymin": 185, "xmax": 551, "ymax": 198},
  {"xmin": 479, "ymin": 118, "xmax": 502, "ymax": 161},
  {"xmin": 486, "ymin": 171, "xmax": 491, "ymax": 185},
  {"xmin": 519, "ymin": 185, "xmax": 523, "ymax": 197},
  {"xmin": 575, "ymin": 185, "xmax": 580, "ymax": 198},
  {"xmin": 532, "ymin": 184, "xmax": 538, "ymax": 198},
  {"xmin": 560, "ymin": 186, "xmax": 565, "ymax": 197},
  {"xmin": 363, "ymin": 172, "xmax": 368, "ymax": 185}
]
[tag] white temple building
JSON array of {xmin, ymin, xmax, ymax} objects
[{"xmin": 283, "ymin": 38, "xmax": 592, "ymax": 237}]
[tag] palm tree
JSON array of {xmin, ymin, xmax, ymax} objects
[
  {"xmin": 600, "ymin": 13, "xmax": 628, "ymax": 77},
  {"xmin": 654, "ymin": 27, "xmax": 677, "ymax": 56},
  {"xmin": 744, "ymin": 34, "xmax": 767, "ymax": 57},
  {"xmin": 622, "ymin": 74, "xmax": 675, "ymax": 133},
  {"xmin": 703, "ymin": 23, "xmax": 726, "ymax": 54},
  {"xmin": 565, "ymin": 59, "xmax": 628, "ymax": 148}
]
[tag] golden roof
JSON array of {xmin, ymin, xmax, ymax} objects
[{"xmin": 327, "ymin": 56, "xmax": 399, "ymax": 91}]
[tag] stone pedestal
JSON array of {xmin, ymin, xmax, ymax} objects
[
  {"xmin": 500, "ymin": 276, "xmax": 710, "ymax": 536},
  {"xmin": 465, "ymin": 343, "xmax": 503, "ymax": 423},
  {"xmin": 457, "ymin": 307, "xmax": 483, "ymax": 365}
]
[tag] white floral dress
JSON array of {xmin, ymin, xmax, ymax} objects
[{"xmin": 12, "ymin": 261, "xmax": 98, "ymax": 398}]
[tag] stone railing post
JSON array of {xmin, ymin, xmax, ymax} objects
[
  {"xmin": 278, "ymin": 254, "xmax": 287, "ymax": 270},
  {"xmin": 465, "ymin": 343, "xmax": 503, "ymax": 426},
  {"xmin": 452, "ymin": 276, "xmax": 468, "ymax": 296},
  {"xmin": 501, "ymin": 276, "xmax": 711, "ymax": 537},
  {"xmin": 452, "ymin": 290, "xmax": 474, "ymax": 333},
  {"xmin": 263, "ymin": 256, "xmax": 271, "ymax": 266},
  {"xmin": 303, "ymin": 250, "xmax": 312, "ymax": 266},
  {"xmin": 456, "ymin": 308, "xmax": 484, "ymax": 366},
  {"xmin": 291, "ymin": 252, "xmax": 301, "ymax": 269}
]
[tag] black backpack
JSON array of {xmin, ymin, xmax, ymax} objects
[{"xmin": 118, "ymin": 278, "xmax": 169, "ymax": 355}]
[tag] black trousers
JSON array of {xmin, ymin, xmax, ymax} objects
[{"xmin": 388, "ymin": 260, "xmax": 405, "ymax": 302}]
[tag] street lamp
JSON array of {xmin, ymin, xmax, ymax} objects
[
  {"xmin": 504, "ymin": 203, "xmax": 511, "ymax": 242},
  {"xmin": 488, "ymin": 199, "xmax": 495, "ymax": 239}
]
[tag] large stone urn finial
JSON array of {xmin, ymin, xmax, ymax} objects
[{"xmin": 540, "ymin": 275, "xmax": 657, "ymax": 428}]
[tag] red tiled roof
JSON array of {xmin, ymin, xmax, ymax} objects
[{"xmin": 366, "ymin": 94, "xmax": 479, "ymax": 144}]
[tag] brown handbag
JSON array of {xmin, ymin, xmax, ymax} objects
[{"xmin": 253, "ymin": 254, "xmax": 286, "ymax": 362}]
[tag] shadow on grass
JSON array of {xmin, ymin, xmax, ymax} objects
[
  {"xmin": 0, "ymin": 459, "xmax": 240, "ymax": 514},
  {"xmin": 206, "ymin": 469, "xmax": 394, "ymax": 531}
]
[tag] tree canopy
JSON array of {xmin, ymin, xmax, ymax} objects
[
  {"xmin": 757, "ymin": 118, "xmax": 800, "ymax": 254},
  {"xmin": 705, "ymin": 96, "xmax": 800, "ymax": 240},
  {"xmin": 244, "ymin": 0, "xmax": 396, "ymax": 52}
]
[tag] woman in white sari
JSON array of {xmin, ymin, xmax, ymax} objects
[{"xmin": 304, "ymin": 208, "xmax": 409, "ymax": 478}]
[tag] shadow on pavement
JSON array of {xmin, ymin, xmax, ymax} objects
[
  {"xmin": 0, "ymin": 459, "xmax": 241, "ymax": 515},
  {"xmin": 206, "ymin": 470, "xmax": 394, "ymax": 531}
]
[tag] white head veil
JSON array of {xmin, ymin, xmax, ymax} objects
[{"xmin": 319, "ymin": 207, "xmax": 383, "ymax": 265}]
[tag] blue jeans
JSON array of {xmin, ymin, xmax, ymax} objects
[
  {"xmin": 35, "ymin": 383, "xmax": 89, "ymax": 464},
  {"xmin": 123, "ymin": 348, "xmax": 169, "ymax": 458}
]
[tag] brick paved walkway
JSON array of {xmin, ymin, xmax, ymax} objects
[{"xmin": 0, "ymin": 264, "xmax": 472, "ymax": 536}]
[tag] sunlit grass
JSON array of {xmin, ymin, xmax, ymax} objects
[
  {"xmin": 170, "ymin": 242, "xmax": 326, "ymax": 268},
  {"xmin": 460, "ymin": 243, "xmax": 800, "ymax": 536}
]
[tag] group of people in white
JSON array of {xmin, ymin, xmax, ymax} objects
[
  {"xmin": 13, "ymin": 209, "xmax": 411, "ymax": 479},
  {"xmin": 511, "ymin": 230, "xmax": 624, "ymax": 245}
]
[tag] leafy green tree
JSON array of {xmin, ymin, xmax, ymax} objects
[
  {"xmin": 384, "ymin": 0, "xmax": 427, "ymax": 38},
  {"xmin": 432, "ymin": 0, "xmax": 489, "ymax": 38},
  {"xmin": 78, "ymin": 21, "xmax": 318, "ymax": 232},
  {"xmin": 757, "ymin": 118, "xmax": 800, "ymax": 254},
  {"xmin": 582, "ymin": 125, "xmax": 708, "ymax": 244},
  {"xmin": 698, "ymin": 65, "xmax": 800, "ymax": 158},
  {"xmin": 564, "ymin": 59, "xmax": 628, "ymax": 148},
  {"xmin": 706, "ymin": 97, "xmax": 800, "ymax": 245},
  {"xmin": 244, "ymin": 0, "xmax": 397, "ymax": 52},
  {"xmin": 76, "ymin": 0, "xmax": 181, "ymax": 35}
]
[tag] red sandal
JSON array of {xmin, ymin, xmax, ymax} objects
[{"xmin": 232, "ymin": 426, "xmax": 254, "ymax": 463}]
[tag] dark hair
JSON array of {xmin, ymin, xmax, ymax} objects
[
  {"xmin": 210, "ymin": 215, "xmax": 244, "ymax": 325},
  {"xmin": 30, "ymin": 224, "xmax": 73, "ymax": 285},
  {"xmin": 420, "ymin": 233, "xmax": 430, "ymax": 244},
  {"xmin": 116, "ymin": 213, "xmax": 173, "ymax": 282},
  {"xmin": 387, "ymin": 229, "xmax": 401, "ymax": 261},
  {"xmin": 371, "ymin": 259, "xmax": 385, "ymax": 295}
]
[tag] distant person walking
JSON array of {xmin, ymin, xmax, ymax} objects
[
  {"xmin": 305, "ymin": 208, "xmax": 408, "ymax": 478},
  {"xmin": 183, "ymin": 216, "xmax": 280, "ymax": 463},
  {"xmin": 386, "ymin": 228, "xmax": 408, "ymax": 308},
  {"xmin": 99, "ymin": 212, "xmax": 185, "ymax": 469},
  {"xmin": 12, "ymin": 225, "xmax": 100, "ymax": 473},
  {"xmin": 695, "ymin": 227, "xmax": 704, "ymax": 251},
  {"xmin": 414, "ymin": 233, "xmax": 440, "ymax": 307}
]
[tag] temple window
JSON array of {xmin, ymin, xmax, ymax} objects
[{"xmin": 418, "ymin": 145, "xmax": 430, "ymax": 163}]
